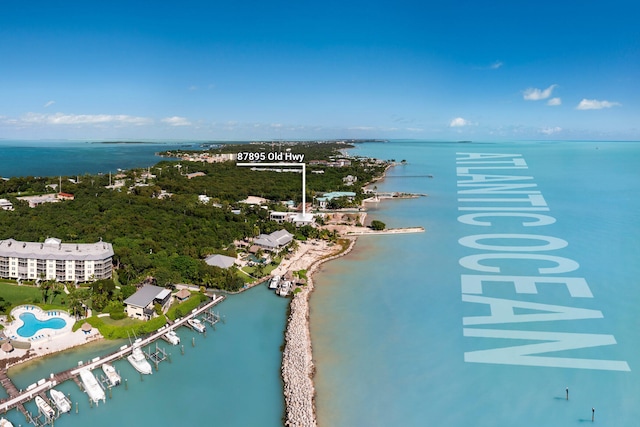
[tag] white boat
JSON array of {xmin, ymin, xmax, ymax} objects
[
  {"xmin": 49, "ymin": 388, "xmax": 71, "ymax": 413},
  {"xmin": 127, "ymin": 341, "xmax": 153, "ymax": 375},
  {"xmin": 278, "ymin": 280, "xmax": 291, "ymax": 297},
  {"xmin": 35, "ymin": 395, "xmax": 55, "ymax": 419},
  {"xmin": 79, "ymin": 369, "xmax": 106, "ymax": 404},
  {"xmin": 0, "ymin": 417, "xmax": 15, "ymax": 427},
  {"xmin": 164, "ymin": 330, "xmax": 180, "ymax": 345},
  {"xmin": 269, "ymin": 275, "xmax": 280, "ymax": 289},
  {"xmin": 101, "ymin": 363, "xmax": 121, "ymax": 386},
  {"xmin": 188, "ymin": 318, "xmax": 206, "ymax": 333}
]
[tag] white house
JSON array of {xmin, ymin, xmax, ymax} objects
[{"xmin": 0, "ymin": 199, "xmax": 13, "ymax": 211}]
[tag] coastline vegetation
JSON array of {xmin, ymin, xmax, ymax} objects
[{"xmin": 0, "ymin": 141, "xmax": 388, "ymax": 337}]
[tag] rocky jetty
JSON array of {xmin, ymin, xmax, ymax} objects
[{"xmin": 281, "ymin": 238, "xmax": 356, "ymax": 427}]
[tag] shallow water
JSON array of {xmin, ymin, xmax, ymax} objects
[{"xmin": 311, "ymin": 140, "xmax": 640, "ymax": 426}]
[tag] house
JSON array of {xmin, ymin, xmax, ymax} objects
[
  {"xmin": 186, "ymin": 172, "xmax": 206, "ymax": 179},
  {"xmin": 0, "ymin": 199, "xmax": 13, "ymax": 211},
  {"xmin": 124, "ymin": 285, "xmax": 172, "ymax": 319},
  {"xmin": 204, "ymin": 254, "xmax": 237, "ymax": 269},
  {"xmin": 316, "ymin": 191, "xmax": 357, "ymax": 209},
  {"xmin": 342, "ymin": 175, "xmax": 358, "ymax": 186},
  {"xmin": 253, "ymin": 229, "xmax": 294, "ymax": 251},
  {"xmin": 57, "ymin": 192, "xmax": 75, "ymax": 200},
  {"xmin": 270, "ymin": 211, "xmax": 290, "ymax": 223}
]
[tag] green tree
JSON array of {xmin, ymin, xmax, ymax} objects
[{"xmin": 370, "ymin": 220, "xmax": 386, "ymax": 230}]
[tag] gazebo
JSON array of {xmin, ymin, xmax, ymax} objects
[
  {"xmin": 175, "ymin": 288, "xmax": 191, "ymax": 301},
  {"xmin": 1, "ymin": 342, "xmax": 14, "ymax": 353}
]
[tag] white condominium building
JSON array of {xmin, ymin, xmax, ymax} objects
[{"xmin": 0, "ymin": 237, "xmax": 114, "ymax": 282}]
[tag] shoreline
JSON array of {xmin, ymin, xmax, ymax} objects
[{"xmin": 280, "ymin": 237, "xmax": 357, "ymax": 427}]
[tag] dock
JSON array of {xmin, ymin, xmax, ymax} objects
[
  {"xmin": 0, "ymin": 293, "xmax": 225, "ymax": 415},
  {"xmin": 345, "ymin": 226, "xmax": 425, "ymax": 236}
]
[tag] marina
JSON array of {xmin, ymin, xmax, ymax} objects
[{"xmin": 0, "ymin": 294, "xmax": 225, "ymax": 425}]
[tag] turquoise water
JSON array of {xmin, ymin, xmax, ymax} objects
[
  {"xmin": 16, "ymin": 313, "xmax": 67, "ymax": 338},
  {"xmin": 0, "ymin": 140, "xmax": 202, "ymax": 178},
  {"xmin": 311, "ymin": 140, "xmax": 640, "ymax": 426},
  {"xmin": 4, "ymin": 286, "xmax": 289, "ymax": 426},
  {"xmin": 2, "ymin": 139, "xmax": 639, "ymax": 426}
]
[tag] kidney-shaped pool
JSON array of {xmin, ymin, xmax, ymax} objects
[{"xmin": 16, "ymin": 312, "xmax": 67, "ymax": 338}]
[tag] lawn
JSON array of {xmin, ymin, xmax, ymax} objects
[{"xmin": 0, "ymin": 281, "xmax": 68, "ymax": 311}]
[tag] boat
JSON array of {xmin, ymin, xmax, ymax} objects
[
  {"xmin": 79, "ymin": 369, "xmax": 106, "ymax": 404},
  {"xmin": 35, "ymin": 395, "xmax": 55, "ymax": 419},
  {"xmin": 0, "ymin": 417, "xmax": 14, "ymax": 427},
  {"xmin": 101, "ymin": 363, "xmax": 121, "ymax": 386},
  {"xmin": 127, "ymin": 340, "xmax": 153, "ymax": 375},
  {"xmin": 49, "ymin": 388, "xmax": 71, "ymax": 413},
  {"xmin": 269, "ymin": 275, "xmax": 280, "ymax": 289},
  {"xmin": 187, "ymin": 318, "xmax": 206, "ymax": 333},
  {"xmin": 277, "ymin": 280, "xmax": 291, "ymax": 297},
  {"xmin": 163, "ymin": 330, "xmax": 180, "ymax": 345}
]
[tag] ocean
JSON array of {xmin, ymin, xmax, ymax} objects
[
  {"xmin": 2, "ymin": 139, "xmax": 640, "ymax": 426},
  {"xmin": 311, "ymin": 140, "xmax": 640, "ymax": 426},
  {"xmin": 0, "ymin": 140, "xmax": 204, "ymax": 178}
]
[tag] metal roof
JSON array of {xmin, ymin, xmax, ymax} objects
[
  {"xmin": 0, "ymin": 238, "xmax": 114, "ymax": 261},
  {"xmin": 124, "ymin": 285, "xmax": 167, "ymax": 308}
]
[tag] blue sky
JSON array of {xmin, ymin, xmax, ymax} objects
[{"xmin": 1, "ymin": 0, "xmax": 638, "ymax": 141}]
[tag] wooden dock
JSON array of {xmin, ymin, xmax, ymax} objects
[{"xmin": 0, "ymin": 294, "xmax": 225, "ymax": 415}]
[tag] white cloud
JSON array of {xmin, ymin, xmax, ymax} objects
[
  {"xmin": 44, "ymin": 100, "xmax": 55, "ymax": 108},
  {"xmin": 540, "ymin": 126, "xmax": 562, "ymax": 135},
  {"xmin": 21, "ymin": 112, "xmax": 152, "ymax": 125},
  {"xmin": 523, "ymin": 84, "xmax": 557, "ymax": 101},
  {"xmin": 348, "ymin": 126, "xmax": 376, "ymax": 131},
  {"xmin": 161, "ymin": 116, "xmax": 192, "ymax": 126},
  {"xmin": 489, "ymin": 61, "xmax": 503, "ymax": 70},
  {"xmin": 547, "ymin": 97, "xmax": 562, "ymax": 106},
  {"xmin": 449, "ymin": 117, "xmax": 470, "ymax": 127},
  {"xmin": 576, "ymin": 99, "xmax": 621, "ymax": 110}
]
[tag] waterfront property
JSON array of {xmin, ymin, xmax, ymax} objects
[
  {"xmin": 204, "ymin": 254, "xmax": 237, "ymax": 269},
  {"xmin": 315, "ymin": 191, "xmax": 356, "ymax": 209},
  {"xmin": 4, "ymin": 305, "xmax": 74, "ymax": 342},
  {"xmin": 252, "ymin": 229, "xmax": 294, "ymax": 252},
  {"xmin": 0, "ymin": 237, "xmax": 114, "ymax": 282},
  {"xmin": 123, "ymin": 285, "xmax": 172, "ymax": 319},
  {"xmin": 0, "ymin": 295, "xmax": 225, "ymax": 417}
]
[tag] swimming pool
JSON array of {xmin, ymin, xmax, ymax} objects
[{"xmin": 16, "ymin": 312, "xmax": 67, "ymax": 338}]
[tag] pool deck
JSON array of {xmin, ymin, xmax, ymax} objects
[
  {"xmin": 4, "ymin": 305, "xmax": 75, "ymax": 342},
  {"xmin": 1, "ymin": 306, "xmax": 99, "ymax": 369}
]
